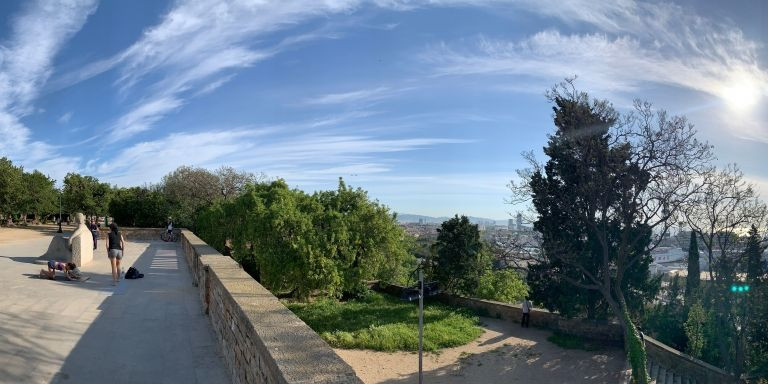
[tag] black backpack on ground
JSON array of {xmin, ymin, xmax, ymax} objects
[{"xmin": 125, "ymin": 267, "xmax": 144, "ymax": 279}]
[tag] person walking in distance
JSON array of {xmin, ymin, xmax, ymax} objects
[
  {"xmin": 106, "ymin": 222, "xmax": 125, "ymax": 286},
  {"xmin": 521, "ymin": 298, "xmax": 532, "ymax": 328},
  {"xmin": 89, "ymin": 218, "xmax": 99, "ymax": 250}
]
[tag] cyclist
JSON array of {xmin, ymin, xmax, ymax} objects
[{"xmin": 166, "ymin": 220, "xmax": 174, "ymax": 241}]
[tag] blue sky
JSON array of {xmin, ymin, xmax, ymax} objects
[{"xmin": 0, "ymin": 0, "xmax": 766, "ymax": 219}]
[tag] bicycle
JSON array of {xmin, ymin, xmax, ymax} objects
[{"xmin": 161, "ymin": 231, "xmax": 177, "ymax": 242}]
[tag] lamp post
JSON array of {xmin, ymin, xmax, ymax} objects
[
  {"xmin": 57, "ymin": 190, "xmax": 62, "ymax": 233},
  {"xmin": 417, "ymin": 258, "xmax": 424, "ymax": 384}
]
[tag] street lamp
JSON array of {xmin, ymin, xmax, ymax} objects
[
  {"xmin": 416, "ymin": 257, "xmax": 425, "ymax": 384},
  {"xmin": 57, "ymin": 190, "xmax": 62, "ymax": 233}
]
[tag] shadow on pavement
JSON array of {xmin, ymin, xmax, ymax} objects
[{"xmin": 50, "ymin": 242, "xmax": 228, "ymax": 384}]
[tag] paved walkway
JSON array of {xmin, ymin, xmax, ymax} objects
[{"xmin": 0, "ymin": 235, "xmax": 229, "ymax": 384}]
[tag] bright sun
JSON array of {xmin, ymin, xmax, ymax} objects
[{"xmin": 720, "ymin": 80, "xmax": 761, "ymax": 111}]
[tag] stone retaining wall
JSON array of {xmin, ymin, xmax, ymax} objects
[
  {"xmin": 375, "ymin": 282, "xmax": 623, "ymax": 343},
  {"xmin": 180, "ymin": 230, "xmax": 362, "ymax": 384},
  {"xmin": 375, "ymin": 282, "xmax": 741, "ymax": 384},
  {"xmin": 644, "ymin": 335, "xmax": 739, "ymax": 384},
  {"xmin": 96, "ymin": 227, "xmax": 180, "ymax": 241}
]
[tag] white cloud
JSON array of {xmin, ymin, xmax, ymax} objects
[
  {"xmin": 427, "ymin": 30, "xmax": 766, "ymax": 101},
  {"xmin": 93, "ymin": 125, "xmax": 468, "ymax": 186},
  {"xmin": 87, "ymin": 0, "xmax": 378, "ymax": 142},
  {"xmin": 109, "ymin": 96, "xmax": 184, "ymax": 142},
  {"xmin": 423, "ymin": 0, "xmax": 767, "ymax": 106},
  {"xmin": 303, "ymin": 86, "xmax": 395, "ymax": 105},
  {"xmin": 58, "ymin": 111, "xmax": 72, "ymax": 124},
  {"xmin": 0, "ymin": 0, "xmax": 97, "ymax": 178}
]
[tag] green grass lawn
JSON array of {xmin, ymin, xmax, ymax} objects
[{"xmin": 285, "ymin": 291, "xmax": 483, "ymax": 352}]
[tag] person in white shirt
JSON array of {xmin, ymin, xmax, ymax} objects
[{"xmin": 521, "ymin": 298, "xmax": 532, "ymax": 328}]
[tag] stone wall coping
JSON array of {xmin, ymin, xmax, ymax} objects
[
  {"xmin": 181, "ymin": 229, "xmax": 362, "ymax": 384},
  {"xmin": 644, "ymin": 335, "xmax": 734, "ymax": 377}
]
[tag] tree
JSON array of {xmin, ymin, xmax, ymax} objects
[
  {"xmin": 196, "ymin": 178, "xmax": 409, "ymax": 300},
  {"xmin": 476, "ymin": 268, "xmax": 529, "ymax": 303},
  {"xmin": 429, "ymin": 215, "xmax": 486, "ymax": 295},
  {"xmin": 745, "ymin": 225, "xmax": 765, "ymax": 284},
  {"xmin": 684, "ymin": 165, "xmax": 767, "ymax": 373},
  {"xmin": 62, "ymin": 173, "xmax": 111, "ymax": 217},
  {"xmin": 109, "ymin": 187, "xmax": 170, "ymax": 227},
  {"xmin": 514, "ymin": 80, "xmax": 713, "ymax": 383},
  {"xmin": 644, "ymin": 274, "xmax": 687, "ymax": 350},
  {"xmin": 684, "ymin": 301, "xmax": 709, "ymax": 359},
  {"xmin": 216, "ymin": 165, "xmax": 264, "ymax": 200},
  {"xmin": 162, "ymin": 166, "xmax": 219, "ymax": 228},
  {"xmin": 21, "ymin": 170, "xmax": 57, "ymax": 223},
  {"xmin": 686, "ymin": 231, "xmax": 701, "ymax": 302},
  {"xmin": 161, "ymin": 165, "xmax": 261, "ymax": 228},
  {"xmin": 0, "ymin": 157, "xmax": 24, "ymax": 224},
  {"xmin": 743, "ymin": 224, "xmax": 768, "ymax": 377}
]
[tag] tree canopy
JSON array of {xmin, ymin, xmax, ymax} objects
[
  {"xmin": 429, "ymin": 215, "xmax": 487, "ymax": 295},
  {"xmin": 196, "ymin": 178, "xmax": 409, "ymax": 299},
  {"xmin": 513, "ymin": 80, "xmax": 712, "ymax": 383}
]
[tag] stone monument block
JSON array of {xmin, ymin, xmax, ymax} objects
[{"xmin": 68, "ymin": 213, "xmax": 94, "ymax": 266}]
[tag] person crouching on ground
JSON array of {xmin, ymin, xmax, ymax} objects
[
  {"xmin": 106, "ymin": 222, "xmax": 125, "ymax": 286},
  {"xmin": 521, "ymin": 297, "xmax": 532, "ymax": 328},
  {"xmin": 40, "ymin": 261, "xmax": 81, "ymax": 280}
]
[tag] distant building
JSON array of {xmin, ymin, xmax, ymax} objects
[
  {"xmin": 418, "ymin": 218, "xmax": 424, "ymax": 225},
  {"xmin": 508, "ymin": 219, "xmax": 514, "ymax": 230},
  {"xmin": 516, "ymin": 213, "xmax": 523, "ymax": 231}
]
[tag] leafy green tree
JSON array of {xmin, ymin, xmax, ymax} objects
[
  {"xmin": 109, "ymin": 187, "xmax": 170, "ymax": 227},
  {"xmin": 196, "ymin": 179, "xmax": 409, "ymax": 300},
  {"xmin": 429, "ymin": 215, "xmax": 486, "ymax": 295},
  {"xmin": 21, "ymin": 170, "xmax": 57, "ymax": 223},
  {"xmin": 684, "ymin": 301, "xmax": 709, "ymax": 359},
  {"xmin": 162, "ymin": 166, "xmax": 219, "ymax": 228},
  {"xmin": 745, "ymin": 225, "xmax": 764, "ymax": 284},
  {"xmin": 686, "ymin": 231, "xmax": 701, "ymax": 303},
  {"xmin": 644, "ymin": 274, "xmax": 687, "ymax": 351},
  {"xmin": 161, "ymin": 165, "xmax": 260, "ymax": 228},
  {"xmin": 516, "ymin": 81, "xmax": 712, "ymax": 383},
  {"xmin": 62, "ymin": 173, "xmax": 111, "ymax": 217},
  {"xmin": 476, "ymin": 269, "xmax": 528, "ymax": 303},
  {"xmin": 0, "ymin": 157, "xmax": 24, "ymax": 223},
  {"xmin": 685, "ymin": 166, "xmax": 767, "ymax": 374},
  {"xmin": 314, "ymin": 178, "xmax": 408, "ymax": 296},
  {"xmin": 743, "ymin": 224, "xmax": 768, "ymax": 377}
]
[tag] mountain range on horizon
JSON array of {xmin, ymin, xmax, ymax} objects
[{"xmin": 395, "ymin": 213, "xmax": 512, "ymax": 226}]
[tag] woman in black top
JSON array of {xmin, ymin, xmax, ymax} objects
[{"xmin": 106, "ymin": 222, "xmax": 125, "ymax": 286}]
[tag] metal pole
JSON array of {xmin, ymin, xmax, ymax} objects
[
  {"xmin": 57, "ymin": 191, "xmax": 62, "ymax": 233},
  {"xmin": 418, "ymin": 266, "xmax": 423, "ymax": 384}
]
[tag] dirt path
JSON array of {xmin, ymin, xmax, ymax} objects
[{"xmin": 335, "ymin": 317, "xmax": 625, "ymax": 384}]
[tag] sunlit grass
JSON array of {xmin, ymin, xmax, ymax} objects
[{"xmin": 285, "ymin": 291, "xmax": 483, "ymax": 352}]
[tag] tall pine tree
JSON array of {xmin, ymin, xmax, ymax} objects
[{"xmin": 685, "ymin": 232, "xmax": 700, "ymax": 302}]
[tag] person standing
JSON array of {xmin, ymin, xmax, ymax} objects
[
  {"xmin": 89, "ymin": 218, "xmax": 99, "ymax": 250},
  {"xmin": 521, "ymin": 298, "xmax": 532, "ymax": 328},
  {"xmin": 106, "ymin": 222, "xmax": 125, "ymax": 286}
]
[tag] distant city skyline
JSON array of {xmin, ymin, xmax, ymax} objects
[{"xmin": 0, "ymin": 0, "xmax": 766, "ymax": 218}]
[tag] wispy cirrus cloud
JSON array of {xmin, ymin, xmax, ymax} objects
[
  {"xmin": 93, "ymin": 124, "xmax": 469, "ymax": 186},
  {"xmin": 302, "ymin": 86, "xmax": 399, "ymax": 106},
  {"xmin": 88, "ymin": 0, "xmax": 372, "ymax": 141},
  {"xmin": 0, "ymin": 0, "xmax": 98, "ymax": 181},
  {"xmin": 57, "ymin": 111, "xmax": 73, "ymax": 124},
  {"xmin": 424, "ymin": 0, "xmax": 767, "ymax": 103}
]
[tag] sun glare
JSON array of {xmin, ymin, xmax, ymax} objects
[{"xmin": 720, "ymin": 79, "xmax": 761, "ymax": 111}]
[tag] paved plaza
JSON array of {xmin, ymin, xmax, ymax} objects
[{"xmin": 0, "ymin": 232, "xmax": 230, "ymax": 384}]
